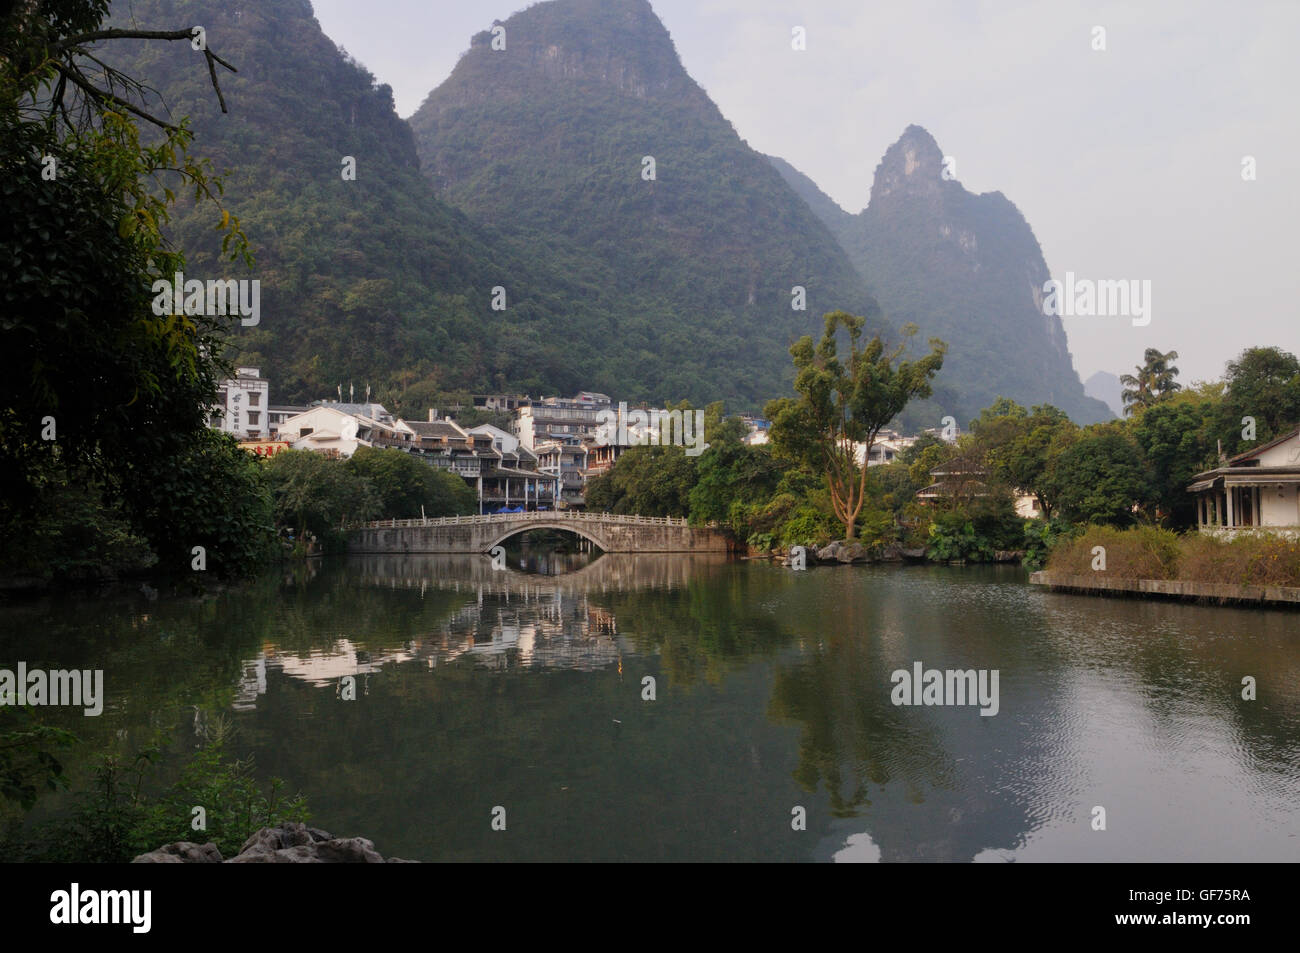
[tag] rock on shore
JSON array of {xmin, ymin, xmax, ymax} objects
[{"xmin": 132, "ymin": 823, "xmax": 415, "ymax": 863}]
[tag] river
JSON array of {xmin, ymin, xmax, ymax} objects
[{"xmin": 2, "ymin": 554, "xmax": 1297, "ymax": 861}]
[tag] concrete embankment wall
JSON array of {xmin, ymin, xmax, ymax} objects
[{"xmin": 1029, "ymin": 571, "xmax": 1300, "ymax": 607}]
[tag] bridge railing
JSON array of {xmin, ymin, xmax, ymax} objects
[{"xmin": 348, "ymin": 511, "xmax": 714, "ymax": 530}]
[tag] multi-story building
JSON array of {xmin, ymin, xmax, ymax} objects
[
  {"xmin": 407, "ymin": 414, "xmax": 554, "ymax": 513},
  {"xmin": 536, "ymin": 439, "xmax": 589, "ymax": 508},
  {"xmin": 211, "ymin": 367, "xmax": 270, "ymax": 440},
  {"xmin": 515, "ymin": 392, "xmax": 612, "ymax": 450}
]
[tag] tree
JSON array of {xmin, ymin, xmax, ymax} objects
[
  {"xmin": 346, "ymin": 446, "xmax": 475, "ymax": 518},
  {"xmin": 766, "ymin": 313, "xmax": 945, "ymax": 540},
  {"xmin": 593, "ymin": 446, "xmax": 698, "ymax": 517},
  {"xmin": 1120, "ymin": 348, "xmax": 1181, "ymax": 415},
  {"xmin": 1, "ymin": 0, "xmax": 258, "ymax": 577},
  {"xmin": 985, "ymin": 404, "xmax": 1078, "ymax": 519},
  {"xmin": 1129, "ymin": 397, "xmax": 1217, "ymax": 528},
  {"xmin": 1218, "ymin": 346, "xmax": 1300, "ymax": 452},
  {"xmin": 266, "ymin": 451, "xmax": 379, "ymax": 539},
  {"xmin": 687, "ymin": 417, "xmax": 782, "ymax": 526},
  {"xmin": 1053, "ymin": 426, "xmax": 1150, "ymax": 526}
]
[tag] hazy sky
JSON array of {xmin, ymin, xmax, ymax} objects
[{"xmin": 311, "ymin": 0, "xmax": 1299, "ymax": 385}]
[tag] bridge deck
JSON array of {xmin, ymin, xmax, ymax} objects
[
  {"xmin": 352, "ymin": 511, "xmax": 697, "ymax": 529},
  {"xmin": 347, "ymin": 510, "xmax": 729, "ymax": 554}
]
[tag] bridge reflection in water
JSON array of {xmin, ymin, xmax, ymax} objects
[{"xmin": 233, "ymin": 553, "xmax": 731, "ymax": 710}]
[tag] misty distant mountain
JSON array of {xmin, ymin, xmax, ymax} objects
[
  {"xmin": 1084, "ymin": 371, "xmax": 1124, "ymax": 418},
  {"xmin": 771, "ymin": 127, "xmax": 1113, "ymax": 426}
]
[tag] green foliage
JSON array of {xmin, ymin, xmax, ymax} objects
[
  {"xmin": 766, "ymin": 312, "xmax": 945, "ymax": 540},
  {"xmin": 1022, "ymin": 517, "xmax": 1077, "ymax": 571},
  {"xmin": 1120, "ymin": 348, "xmax": 1182, "ymax": 415},
  {"xmin": 0, "ymin": 1, "xmax": 272, "ymax": 582},
  {"xmin": 266, "ymin": 450, "xmax": 379, "ymax": 541},
  {"xmin": 778, "ymin": 504, "xmax": 841, "ymax": 549},
  {"xmin": 687, "ymin": 432, "xmax": 782, "ymax": 528},
  {"xmin": 128, "ymin": 430, "xmax": 277, "ymax": 577},
  {"xmin": 346, "ymin": 446, "xmax": 476, "ymax": 519},
  {"xmin": 1128, "ymin": 397, "xmax": 1217, "ymax": 527},
  {"xmin": 134, "ymin": 722, "xmax": 309, "ymax": 860},
  {"xmin": 1052, "ymin": 425, "xmax": 1151, "ymax": 526},
  {"xmin": 983, "ymin": 403, "xmax": 1078, "ymax": 520},
  {"xmin": 925, "ymin": 498, "xmax": 1022, "ymax": 563},
  {"xmin": 926, "ymin": 516, "xmax": 988, "ymax": 563},
  {"xmin": 583, "ymin": 446, "xmax": 698, "ymax": 517},
  {"xmin": 0, "ymin": 709, "xmax": 78, "ymax": 811},
  {"xmin": 1217, "ymin": 346, "xmax": 1300, "ymax": 454},
  {"xmin": 0, "ymin": 459, "xmax": 156, "ymax": 581},
  {"xmin": 23, "ymin": 722, "xmax": 308, "ymax": 863}
]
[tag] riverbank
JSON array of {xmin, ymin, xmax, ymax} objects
[{"xmin": 1029, "ymin": 570, "xmax": 1300, "ymax": 607}]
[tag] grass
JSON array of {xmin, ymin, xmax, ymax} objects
[{"xmin": 1046, "ymin": 526, "xmax": 1300, "ymax": 588}]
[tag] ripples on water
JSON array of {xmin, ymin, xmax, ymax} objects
[{"xmin": 1, "ymin": 557, "xmax": 1296, "ymax": 861}]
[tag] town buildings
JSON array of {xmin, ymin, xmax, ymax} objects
[
  {"xmin": 210, "ymin": 367, "xmax": 270, "ymax": 440},
  {"xmin": 515, "ymin": 392, "xmax": 611, "ymax": 450}
]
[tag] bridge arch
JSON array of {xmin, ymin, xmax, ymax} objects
[{"xmin": 484, "ymin": 520, "xmax": 612, "ymax": 554}]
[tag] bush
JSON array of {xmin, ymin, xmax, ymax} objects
[
  {"xmin": 18, "ymin": 720, "xmax": 308, "ymax": 863},
  {"xmin": 1046, "ymin": 525, "xmax": 1184, "ymax": 579},
  {"xmin": 1022, "ymin": 517, "xmax": 1077, "ymax": 571},
  {"xmin": 1178, "ymin": 533, "xmax": 1300, "ymax": 587},
  {"xmin": 924, "ymin": 500, "xmax": 1023, "ymax": 562},
  {"xmin": 927, "ymin": 514, "xmax": 993, "ymax": 563}
]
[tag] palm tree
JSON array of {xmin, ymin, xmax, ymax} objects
[{"xmin": 1120, "ymin": 348, "xmax": 1181, "ymax": 415}]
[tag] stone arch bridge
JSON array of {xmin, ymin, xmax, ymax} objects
[{"xmin": 347, "ymin": 511, "xmax": 732, "ymax": 555}]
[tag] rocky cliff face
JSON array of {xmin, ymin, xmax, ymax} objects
[{"xmin": 772, "ymin": 126, "xmax": 1113, "ymax": 426}]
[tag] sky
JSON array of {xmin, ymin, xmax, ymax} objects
[{"xmin": 310, "ymin": 0, "xmax": 1299, "ymax": 386}]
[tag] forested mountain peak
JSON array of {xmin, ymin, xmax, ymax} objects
[
  {"xmin": 98, "ymin": 0, "xmax": 621, "ymax": 407},
  {"xmin": 438, "ymin": 0, "xmax": 692, "ymax": 105},
  {"xmin": 409, "ymin": 0, "xmax": 882, "ymax": 408}
]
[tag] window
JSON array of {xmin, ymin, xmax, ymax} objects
[
  {"xmin": 249, "ymin": 392, "xmax": 261, "ymax": 407},
  {"xmin": 248, "ymin": 412, "xmax": 260, "ymax": 425}
]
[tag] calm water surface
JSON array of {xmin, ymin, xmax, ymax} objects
[{"xmin": 2, "ymin": 555, "xmax": 1297, "ymax": 861}]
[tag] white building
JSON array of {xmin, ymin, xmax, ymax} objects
[
  {"xmin": 1189, "ymin": 427, "xmax": 1300, "ymax": 537},
  {"xmin": 516, "ymin": 393, "xmax": 612, "ymax": 450},
  {"xmin": 211, "ymin": 367, "xmax": 270, "ymax": 440},
  {"xmin": 853, "ymin": 430, "xmax": 918, "ymax": 467},
  {"xmin": 467, "ymin": 423, "xmax": 521, "ymax": 455},
  {"xmin": 277, "ymin": 402, "xmax": 414, "ymax": 458}
]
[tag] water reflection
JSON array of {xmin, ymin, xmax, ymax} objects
[{"xmin": 2, "ymin": 558, "xmax": 1297, "ymax": 862}]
